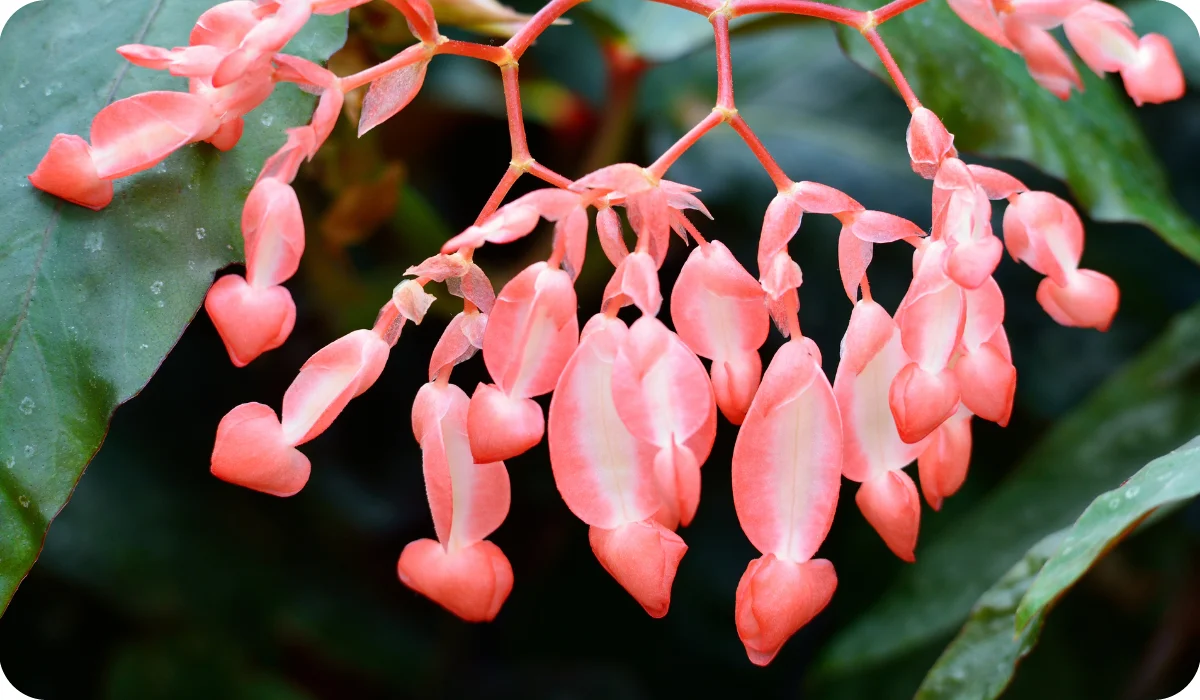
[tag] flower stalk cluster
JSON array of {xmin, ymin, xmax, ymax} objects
[{"xmin": 27, "ymin": 0, "xmax": 1183, "ymax": 666}]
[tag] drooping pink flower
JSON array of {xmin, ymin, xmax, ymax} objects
[
  {"xmin": 206, "ymin": 178, "xmax": 305, "ymax": 366},
  {"xmin": 468, "ymin": 262, "xmax": 579, "ymax": 462},
  {"xmin": 954, "ymin": 278, "xmax": 1016, "ymax": 425},
  {"xmin": 834, "ymin": 299, "xmax": 926, "ymax": 560},
  {"xmin": 1003, "ymin": 191, "xmax": 1119, "ymax": 330},
  {"xmin": 732, "ymin": 337, "xmax": 842, "ymax": 664},
  {"xmin": 397, "ymin": 381, "xmax": 513, "ymax": 622},
  {"xmin": 918, "ymin": 408, "xmax": 973, "ymax": 510},
  {"xmin": 891, "ymin": 241, "xmax": 965, "ymax": 444},
  {"xmin": 211, "ymin": 327, "xmax": 391, "ymax": 495},
  {"xmin": 548, "ymin": 314, "xmax": 686, "ymax": 616},
  {"xmin": 947, "ymin": 0, "xmax": 1184, "ymax": 104},
  {"xmin": 670, "ymin": 240, "xmax": 769, "ymax": 424},
  {"xmin": 611, "ymin": 316, "xmax": 717, "ymax": 529}
]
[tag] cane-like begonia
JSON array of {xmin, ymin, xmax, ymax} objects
[{"xmin": 28, "ymin": 0, "xmax": 1174, "ymax": 667}]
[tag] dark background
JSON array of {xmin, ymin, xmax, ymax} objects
[{"xmin": 2, "ymin": 3, "xmax": 1199, "ymax": 698}]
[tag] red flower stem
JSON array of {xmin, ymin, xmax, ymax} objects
[
  {"xmin": 529, "ymin": 162, "xmax": 574, "ymax": 188},
  {"xmin": 728, "ymin": 115, "xmax": 792, "ymax": 191},
  {"xmin": 502, "ymin": 65, "xmax": 531, "ymax": 161},
  {"xmin": 860, "ymin": 274, "xmax": 874, "ymax": 302},
  {"xmin": 338, "ymin": 43, "xmax": 429, "ymax": 92},
  {"xmin": 862, "ymin": 27, "xmax": 921, "ymax": 111},
  {"xmin": 505, "ymin": 0, "xmax": 590, "ymax": 58},
  {"xmin": 647, "ymin": 110, "xmax": 724, "ymax": 179},
  {"xmin": 438, "ymin": 40, "xmax": 512, "ymax": 64},
  {"xmin": 730, "ymin": 0, "xmax": 865, "ymax": 26},
  {"xmin": 872, "ymin": 0, "xmax": 930, "ymax": 23},
  {"xmin": 713, "ymin": 14, "xmax": 735, "ymax": 109},
  {"xmin": 476, "ymin": 165, "xmax": 523, "ymax": 226}
]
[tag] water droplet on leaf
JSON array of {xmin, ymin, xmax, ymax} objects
[
  {"xmin": 150, "ymin": 280, "xmax": 164, "ymax": 294},
  {"xmin": 195, "ymin": 227, "xmax": 206, "ymax": 239},
  {"xmin": 18, "ymin": 396, "xmax": 34, "ymax": 415}
]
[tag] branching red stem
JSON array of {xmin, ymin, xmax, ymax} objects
[
  {"xmin": 873, "ymin": 0, "xmax": 931, "ymax": 23},
  {"xmin": 729, "ymin": 115, "xmax": 792, "ymax": 191},
  {"xmin": 647, "ymin": 110, "xmax": 724, "ymax": 179},
  {"xmin": 863, "ymin": 27, "xmax": 921, "ymax": 110}
]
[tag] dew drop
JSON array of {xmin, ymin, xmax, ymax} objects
[
  {"xmin": 83, "ymin": 231, "xmax": 103, "ymax": 253},
  {"xmin": 139, "ymin": 343, "xmax": 149, "ymax": 350},
  {"xmin": 187, "ymin": 260, "xmax": 196, "ymax": 271},
  {"xmin": 18, "ymin": 77, "xmax": 29, "ymax": 88},
  {"xmin": 18, "ymin": 496, "xmax": 29, "ymax": 509},
  {"xmin": 150, "ymin": 280, "xmax": 164, "ymax": 294},
  {"xmin": 260, "ymin": 113, "xmax": 274, "ymax": 127},
  {"xmin": 23, "ymin": 445, "xmax": 34, "ymax": 458},
  {"xmin": 18, "ymin": 396, "xmax": 34, "ymax": 415},
  {"xmin": 4, "ymin": 456, "xmax": 14, "ymax": 469},
  {"xmin": 1107, "ymin": 495, "xmax": 1122, "ymax": 509},
  {"xmin": 156, "ymin": 300, "xmax": 164, "ymax": 308},
  {"xmin": 1124, "ymin": 485, "xmax": 1140, "ymax": 499},
  {"xmin": 195, "ymin": 227, "xmax": 206, "ymax": 239}
]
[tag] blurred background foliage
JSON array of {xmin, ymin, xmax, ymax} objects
[{"xmin": 2, "ymin": 0, "xmax": 1200, "ymax": 697}]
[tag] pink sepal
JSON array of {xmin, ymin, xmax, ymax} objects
[
  {"xmin": 205, "ymin": 275, "xmax": 296, "ymax": 367},
  {"xmin": 589, "ymin": 519, "xmax": 687, "ymax": 618},
  {"xmin": 90, "ymin": 91, "xmax": 217, "ymax": 179},
  {"xmin": 1036, "ymin": 269, "xmax": 1119, "ymax": 331},
  {"xmin": 397, "ymin": 539, "xmax": 513, "ymax": 622},
  {"xmin": 918, "ymin": 411, "xmax": 973, "ymax": 510},
  {"xmin": 889, "ymin": 362, "xmax": 960, "ymax": 444},
  {"xmin": 467, "ymin": 383, "xmax": 545, "ymax": 463},
  {"xmin": 1120, "ymin": 34, "xmax": 1185, "ymax": 106},
  {"xmin": 856, "ymin": 470, "xmax": 921, "ymax": 561},
  {"xmin": 27, "ymin": 134, "xmax": 113, "ymax": 210},
  {"xmin": 210, "ymin": 402, "xmax": 310, "ymax": 496},
  {"xmin": 735, "ymin": 556, "xmax": 836, "ymax": 666},
  {"xmin": 281, "ymin": 329, "xmax": 391, "ymax": 445}
]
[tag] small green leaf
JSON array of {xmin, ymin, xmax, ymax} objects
[
  {"xmin": 0, "ymin": 0, "xmax": 347, "ymax": 614},
  {"xmin": 913, "ymin": 531, "xmax": 1065, "ymax": 700},
  {"xmin": 819, "ymin": 302, "xmax": 1200, "ymax": 674},
  {"xmin": 836, "ymin": 0, "xmax": 1200, "ymax": 263},
  {"xmin": 1015, "ymin": 435, "xmax": 1200, "ymax": 630}
]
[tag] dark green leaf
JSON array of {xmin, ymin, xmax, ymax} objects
[
  {"xmin": 0, "ymin": 0, "xmax": 347, "ymax": 613},
  {"xmin": 913, "ymin": 531, "xmax": 1065, "ymax": 700},
  {"xmin": 836, "ymin": 0, "xmax": 1200, "ymax": 263},
  {"xmin": 1015, "ymin": 434, "xmax": 1200, "ymax": 630},
  {"xmin": 818, "ymin": 302, "xmax": 1200, "ymax": 674}
]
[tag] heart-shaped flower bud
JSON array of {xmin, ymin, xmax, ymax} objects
[
  {"xmin": 210, "ymin": 402, "xmax": 310, "ymax": 496},
  {"xmin": 588, "ymin": 519, "xmax": 687, "ymax": 618},
  {"xmin": 397, "ymin": 539, "xmax": 513, "ymax": 622},
  {"xmin": 855, "ymin": 469, "xmax": 922, "ymax": 561},
  {"xmin": 735, "ymin": 556, "xmax": 837, "ymax": 666},
  {"xmin": 204, "ymin": 275, "xmax": 296, "ymax": 367},
  {"xmin": 27, "ymin": 134, "xmax": 112, "ymax": 210}
]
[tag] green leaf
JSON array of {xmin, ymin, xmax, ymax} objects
[
  {"xmin": 818, "ymin": 302, "xmax": 1200, "ymax": 674},
  {"xmin": 916, "ymin": 435, "xmax": 1200, "ymax": 699},
  {"xmin": 1015, "ymin": 434, "xmax": 1200, "ymax": 630},
  {"xmin": 913, "ymin": 531, "xmax": 1065, "ymax": 700},
  {"xmin": 0, "ymin": 0, "xmax": 347, "ymax": 614},
  {"xmin": 836, "ymin": 0, "xmax": 1200, "ymax": 264}
]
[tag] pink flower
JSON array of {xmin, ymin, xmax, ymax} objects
[
  {"xmin": 732, "ymin": 337, "xmax": 842, "ymax": 662},
  {"xmin": 835, "ymin": 300, "xmax": 927, "ymax": 560},
  {"xmin": 397, "ymin": 381, "xmax": 513, "ymax": 622},
  {"xmin": 1004, "ymin": 191, "xmax": 1119, "ymax": 330}
]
